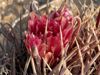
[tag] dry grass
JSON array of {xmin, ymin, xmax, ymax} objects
[{"xmin": 0, "ymin": 0, "xmax": 100, "ymax": 75}]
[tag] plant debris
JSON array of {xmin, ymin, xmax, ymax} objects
[{"xmin": 0, "ymin": 0, "xmax": 100, "ymax": 75}]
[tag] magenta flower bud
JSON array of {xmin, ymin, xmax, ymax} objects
[{"xmin": 24, "ymin": 7, "xmax": 74, "ymax": 66}]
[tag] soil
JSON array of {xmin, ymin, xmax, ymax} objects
[
  {"xmin": 0, "ymin": 0, "xmax": 52, "ymax": 23},
  {"xmin": 0, "ymin": 0, "xmax": 100, "ymax": 24}
]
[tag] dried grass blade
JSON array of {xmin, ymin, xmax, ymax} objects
[
  {"xmin": 43, "ymin": 58, "xmax": 46, "ymax": 75},
  {"xmin": 46, "ymin": 0, "xmax": 49, "ymax": 17},
  {"xmin": 59, "ymin": 0, "xmax": 67, "ymax": 18},
  {"xmin": 78, "ymin": 0, "xmax": 82, "ymax": 6},
  {"xmin": 88, "ymin": 67, "xmax": 95, "ymax": 75},
  {"xmin": 32, "ymin": 46, "xmax": 42, "ymax": 75},
  {"xmin": 32, "ymin": 0, "xmax": 41, "ymax": 16},
  {"xmin": 60, "ymin": 26, "xmax": 64, "ymax": 56},
  {"xmin": 23, "ymin": 56, "xmax": 31, "ymax": 75},
  {"xmin": 66, "ymin": 41, "xmax": 97, "ymax": 66},
  {"xmin": 20, "ymin": 14, "xmax": 22, "ymax": 46},
  {"xmin": 68, "ymin": 16, "xmax": 81, "ymax": 50},
  {"xmin": 90, "ymin": 0, "xmax": 94, "ymax": 13},
  {"xmin": 48, "ymin": 57, "xmax": 64, "ymax": 75},
  {"xmin": 30, "ymin": 56, "xmax": 37, "ymax": 75},
  {"xmin": 6, "ymin": 40, "xmax": 10, "ymax": 51},
  {"xmin": 42, "ymin": 58, "xmax": 52, "ymax": 71},
  {"xmin": 0, "ymin": 23, "xmax": 22, "ymax": 57},
  {"xmin": 13, "ymin": 47, "xmax": 15, "ymax": 75},
  {"xmin": 91, "ymin": 26, "xmax": 100, "ymax": 51},
  {"xmin": 0, "ymin": 42, "xmax": 5, "ymax": 52},
  {"xmin": 42, "ymin": 19, "xmax": 48, "ymax": 75},
  {"xmin": 84, "ymin": 52, "xmax": 100, "ymax": 74},
  {"xmin": 75, "ymin": 38, "xmax": 84, "ymax": 75},
  {"xmin": 73, "ymin": 3, "xmax": 80, "ymax": 16},
  {"xmin": 60, "ymin": 67, "xmax": 72, "ymax": 75},
  {"xmin": 94, "ymin": 64, "xmax": 100, "ymax": 75},
  {"xmin": 43, "ymin": 19, "xmax": 48, "ymax": 58},
  {"xmin": 65, "ymin": 47, "xmax": 77, "ymax": 62},
  {"xmin": 0, "ymin": 23, "xmax": 14, "ymax": 43},
  {"xmin": 82, "ymin": 6, "xmax": 100, "ymax": 25},
  {"xmin": 44, "ymin": 19, "xmax": 48, "ymax": 44}
]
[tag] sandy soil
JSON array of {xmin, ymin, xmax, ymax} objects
[{"xmin": 0, "ymin": 0, "xmax": 99, "ymax": 24}]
